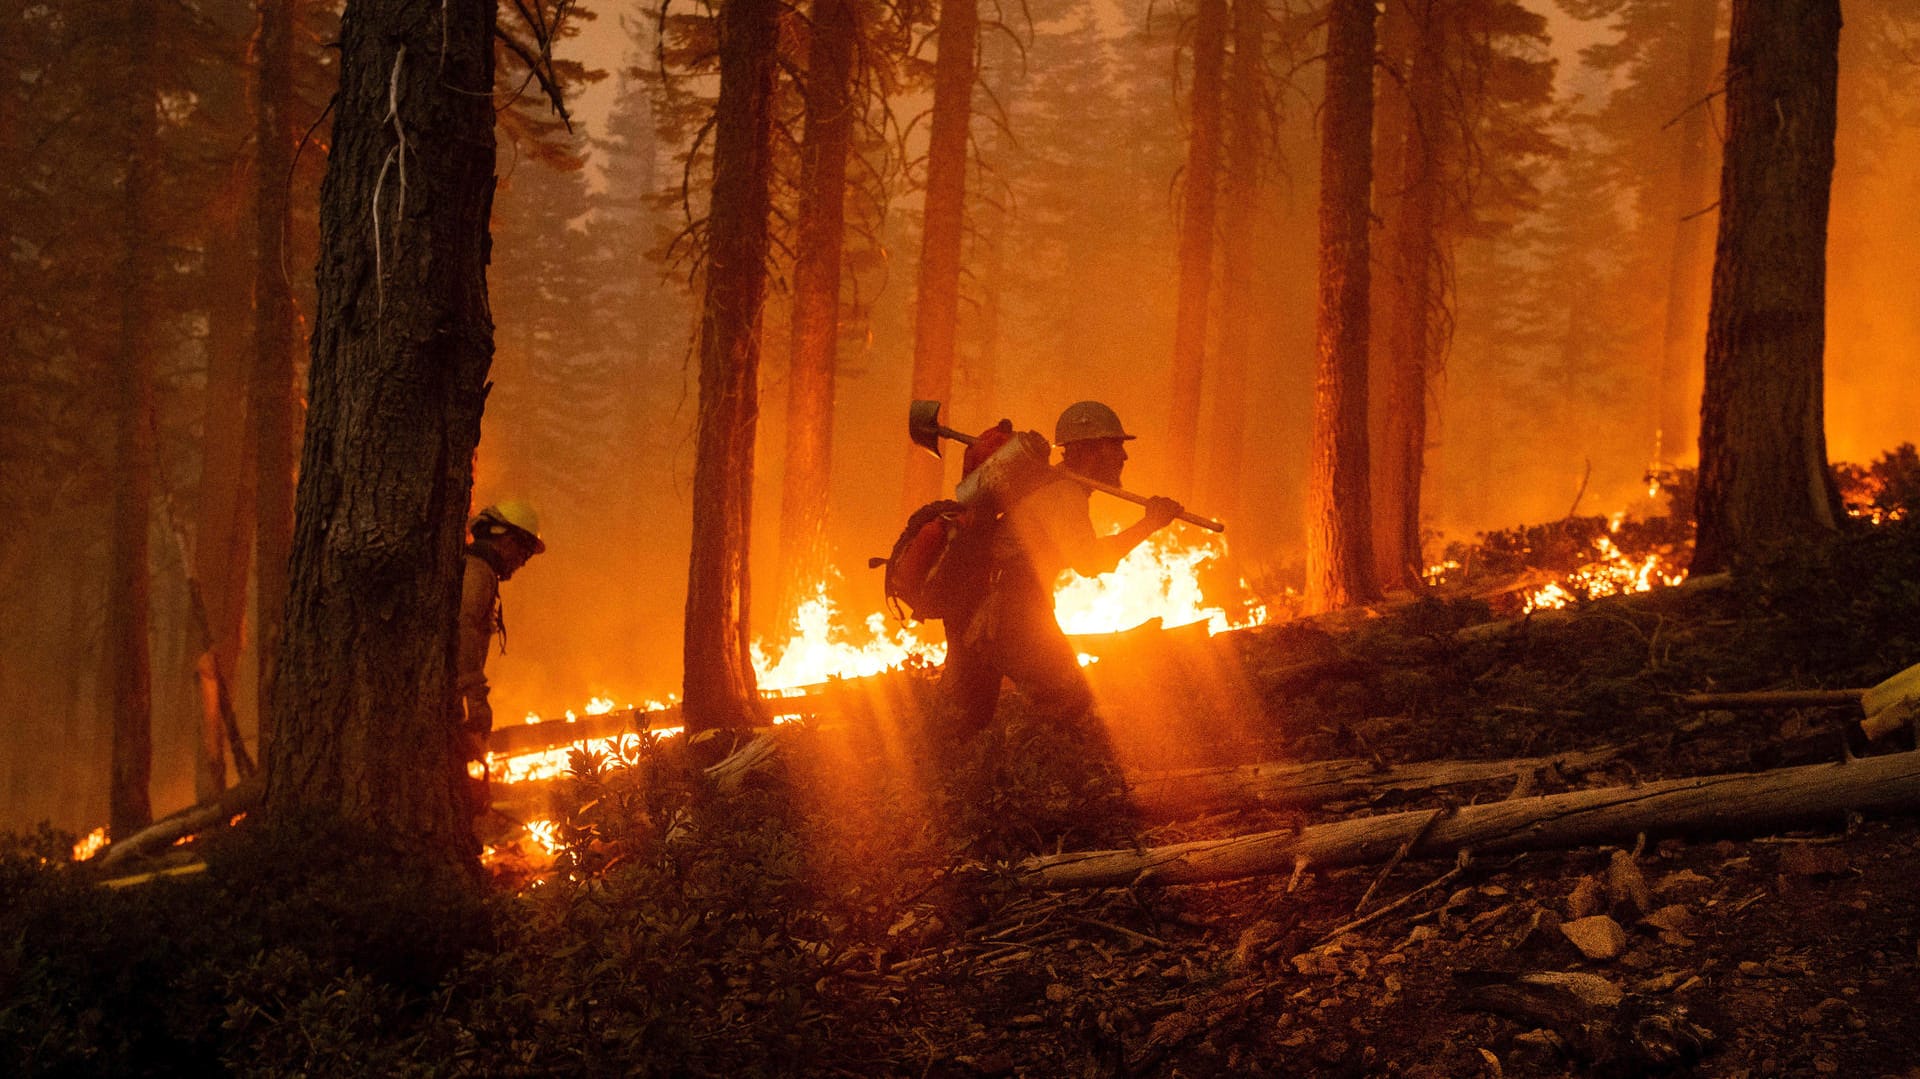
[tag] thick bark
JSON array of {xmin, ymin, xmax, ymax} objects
[
  {"xmin": 777, "ymin": 0, "xmax": 857, "ymax": 623},
  {"xmin": 262, "ymin": 0, "xmax": 497, "ymax": 858},
  {"xmin": 193, "ymin": 170, "xmax": 258, "ymax": 801},
  {"xmin": 683, "ymin": 0, "xmax": 779, "ymax": 732},
  {"xmin": 902, "ymin": 0, "xmax": 977, "ymax": 511},
  {"xmin": 1305, "ymin": 0, "xmax": 1379, "ymax": 612},
  {"xmin": 1691, "ymin": 0, "xmax": 1841, "ymax": 573},
  {"xmin": 251, "ymin": 0, "xmax": 297, "ymax": 757},
  {"xmin": 1023, "ymin": 751, "xmax": 1920, "ymax": 888},
  {"xmin": 108, "ymin": 0, "xmax": 160, "ymax": 839},
  {"xmin": 1165, "ymin": 0, "xmax": 1229, "ymax": 501},
  {"xmin": 1369, "ymin": 0, "xmax": 1441, "ymax": 590},
  {"xmin": 1198, "ymin": 0, "xmax": 1262, "ymax": 523},
  {"xmin": 1653, "ymin": 0, "xmax": 1723, "ymax": 467}
]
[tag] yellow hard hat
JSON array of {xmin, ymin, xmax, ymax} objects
[
  {"xmin": 1054, "ymin": 400, "xmax": 1136, "ymax": 445},
  {"xmin": 474, "ymin": 498, "xmax": 546, "ymax": 553}
]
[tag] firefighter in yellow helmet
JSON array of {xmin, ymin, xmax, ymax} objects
[{"xmin": 457, "ymin": 498, "xmax": 546, "ymax": 811}]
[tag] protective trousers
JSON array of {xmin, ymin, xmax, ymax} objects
[{"xmin": 939, "ymin": 574, "xmax": 1094, "ymax": 741}]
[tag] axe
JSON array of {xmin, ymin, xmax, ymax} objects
[{"xmin": 909, "ymin": 399, "xmax": 1226, "ymax": 533}]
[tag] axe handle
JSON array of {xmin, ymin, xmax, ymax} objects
[
  {"xmin": 932, "ymin": 423, "xmax": 1225, "ymax": 532},
  {"xmin": 1059, "ymin": 470, "xmax": 1227, "ymax": 533}
]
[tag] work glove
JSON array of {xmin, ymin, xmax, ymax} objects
[{"xmin": 1143, "ymin": 496, "xmax": 1184, "ymax": 530}]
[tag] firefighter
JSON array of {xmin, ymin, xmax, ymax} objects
[
  {"xmin": 457, "ymin": 498, "xmax": 546, "ymax": 810},
  {"xmin": 940, "ymin": 401, "xmax": 1183, "ymax": 742}
]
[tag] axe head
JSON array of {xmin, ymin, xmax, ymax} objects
[{"xmin": 909, "ymin": 399, "xmax": 946, "ymax": 458}]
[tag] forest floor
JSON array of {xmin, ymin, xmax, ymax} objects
[
  {"xmin": 542, "ymin": 514, "xmax": 1920, "ymax": 1078},
  {"xmin": 12, "ymin": 509, "xmax": 1920, "ymax": 1077}
]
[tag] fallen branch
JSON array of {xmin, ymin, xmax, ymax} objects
[
  {"xmin": 1017, "ymin": 750, "xmax": 1920, "ymax": 889},
  {"xmin": 1127, "ymin": 745, "xmax": 1629, "ymax": 816},
  {"xmin": 1680, "ymin": 689, "xmax": 1862, "ymax": 711},
  {"xmin": 98, "ymin": 774, "xmax": 263, "ymax": 869}
]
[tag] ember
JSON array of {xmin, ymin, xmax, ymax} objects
[{"xmin": 72, "ymin": 826, "xmax": 106, "ymax": 862}]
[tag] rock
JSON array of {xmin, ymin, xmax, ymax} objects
[
  {"xmin": 1635, "ymin": 970, "xmax": 1690, "ymax": 994},
  {"xmin": 1560, "ymin": 915, "xmax": 1629, "ymax": 960},
  {"xmin": 1568, "ymin": 875, "xmax": 1606, "ymax": 920},
  {"xmin": 1607, "ymin": 850, "xmax": 1654, "ymax": 916},
  {"xmin": 1655, "ymin": 868, "xmax": 1711, "ymax": 894},
  {"xmin": 1641, "ymin": 905, "xmax": 1694, "ymax": 934}
]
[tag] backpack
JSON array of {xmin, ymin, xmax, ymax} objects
[{"xmin": 872, "ymin": 420, "xmax": 1018, "ymax": 622}]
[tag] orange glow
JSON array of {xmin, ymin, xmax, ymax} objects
[
  {"xmin": 72, "ymin": 826, "xmax": 107, "ymax": 862},
  {"xmin": 1523, "ymin": 514, "xmax": 1686, "ymax": 612}
]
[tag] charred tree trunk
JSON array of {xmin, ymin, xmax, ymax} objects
[
  {"xmin": 108, "ymin": 0, "xmax": 160, "ymax": 839},
  {"xmin": 1691, "ymin": 0, "xmax": 1841, "ymax": 574},
  {"xmin": 777, "ymin": 0, "xmax": 857, "ymax": 625},
  {"xmin": 262, "ymin": 0, "xmax": 497, "ymax": 857},
  {"xmin": 1369, "ymin": 0, "xmax": 1441, "ymax": 590},
  {"xmin": 902, "ymin": 0, "xmax": 977, "ymax": 510},
  {"xmin": 1199, "ymin": 0, "xmax": 1262, "ymax": 524},
  {"xmin": 1166, "ymin": 0, "xmax": 1229, "ymax": 501},
  {"xmin": 192, "ymin": 170, "xmax": 258, "ymax": 800},
  {"xmin": 251, "ymin": 0, "xmax": 297, "ymax": 757},
  {"xmin": 1306, "ymin": 0, "xmax": 1379, "ymax": 612},
  {"xmin": 1653, "ymin": 0, "xmax": 1722, "ymax": 468},
  {"xmin": 683, "ymin": 0, "xmax": 779, "ymax": 732}
]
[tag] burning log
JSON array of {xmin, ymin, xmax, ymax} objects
[
  {"xmin": 1016, "ymin": 750, "xmax": 1920, "ymax": 889},
  {"xmin": 1128, "ymin": 746, "xmax": 1629, "ymax": 816}
]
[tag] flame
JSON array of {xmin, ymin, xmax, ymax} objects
[
  {"xmin": 1523, "ymin": 518, "xmax": 1686, "ymax": 612},
  {"xmin": 493, "ymin": 538, "xmax": 1267, "ymax": 791},
  {"xmin": 751, "ymin": 586, "xmax": 945, "ymax": 691},
  {"xmin": 72, "ymin": 826, "xmax": 107, "ymax": 862},
  {"xmin": 1052, "ymin": 534, "xmax": 1267, "ymax": 636}
]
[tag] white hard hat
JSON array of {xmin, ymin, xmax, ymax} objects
[{"xmin": 1054, "ymin": 401, "xmax": 1136, "ymax": 445}]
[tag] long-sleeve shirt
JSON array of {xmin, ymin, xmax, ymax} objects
[{"xmin": 456, "ymin": 552, "xmax": 501, "ymax": 730}]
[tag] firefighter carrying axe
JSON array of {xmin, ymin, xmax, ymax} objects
[{"xmin": 909, "ymin": 399, "xmax": 1226, "ymax": 533}]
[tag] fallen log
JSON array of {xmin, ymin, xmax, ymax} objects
[
  {"xmin": 1017, "ymin": 750, "xmax": 1920, "ymax": 889},
  {"xmin": 1680, "ymin": 689, "xmax": 1862, "ymax": 711},
  {"xmin": 1127, "ymin": 746, "xmax": 1629, "ymax": 816},
  {"xmin": 97, "ymin": 773, "xmax": 263, "ymax": 869},
  {"xmin": 1862, "ymin": 661, "xmax": 1920, "ymax": 742}
]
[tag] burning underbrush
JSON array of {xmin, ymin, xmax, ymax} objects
[{"xmin": 12, "ymin": 510, "xmax": 1920, "ymax": 1075}]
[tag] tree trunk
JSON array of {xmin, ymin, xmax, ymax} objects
[
  {"xmin": 193, "ymin": 169, "xmax": 258, "ymax": 802},
  {"xmin": 1023, "ymin": 751, "xmax": 1920, "ymax": 889},
  {"xmin": 1369, "ymin": 0, "xmax": 1441, "ymax": 590},
  {"xmin": 1653, "ymin": 0, "xmax": 1722, "ymax": 468},
  {"xmin": 683, "ymin": 0, "xmax": 780, "ymax": 732},
  {"xmin": 1165, "ymin": 0, "xmax": 1228, "ymax": 501},
  {"xmin": 1691, "ymin": 0, "xmax": 1841, "ymax": 574},
  {"xmin": 251, "ymin": 0, "xmax": 297, "ymax": 759},
  {"xmin": 777, "ymin": 0, "xmax": 857, "ymax": 624},
  {"xmin": 1199, "ymin": 0, "xmax": 1262, "ymax": 524},
  {"xmin": 108, "ymin": 0, "xmax": 160, "ymax": 839},
  {"xmin": 262, "ymin": 0, "xmax": 497, "ymax": 859},
  {"xmin": 902, "ymin": 0, "xmax": 977, "ymax": 511},
  {"xmin": 1306, "ymin": 0, "xmax": 1379, "ymax": 613}
]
